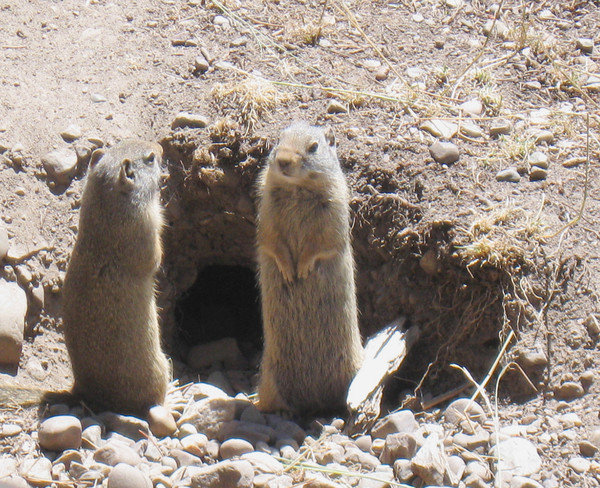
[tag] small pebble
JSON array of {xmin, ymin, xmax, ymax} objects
[
  {"xmin": 459, "ymin": 99, "xmax": 483, "ymax": 116},
  {"xmin": 220, "ymin": 438, "xmax": 254, "ymax": 459},
  {"xmin": 579, "ymin": 440, "xmax": 598, "ymax": 457},
  {"xmin": 576, "ymin": 38, "xmax": 594, "ymax": 54},
  {"xmin": 0, "ymin": 424, "xmax": 22, "ymax": 437},
  {"xmin": 148, "ymin": 405, "xmax": 177, "ymax": 438},
  {"xmin": 91, "ymin": 93, "xmax": 107, "ymax": 103},
  {"xmin": 171, "ymin": 112, "xmax": 210, "ymax": 130},
  {"xmin": 41, "ymin": 148, "xmax": 78, "ymax": 185},
  {"xmin": 60, "ymin": 124, "xmax": 82, "ymax": 141},
  {"xmin": 429, "ymin": 141, "xmax": 459, "ymax": 165},
  {"xmin": 194, "ymin": 55, "xmax": 210, "ymax": 73},
  {"xmin": 490, "ymin": 120, "xmax": 512, "ymax": 137},
  {"xmin": 554, "ymin": 381, "xmax": 584, "ymax": 400},
  {"xmin": 326, "ymin": 100, "xmax": 348, "ymax": 114},
  {"xmin": 568, "ymin": 456, "xmax": 590, "ymax": 474},
  {"xmin": 496, "ymin": 167, "xmax": 521, "ymax": 183},
  {"xmin": 533, "ymin": 130, "xmax": 554, "ymax": 145},
  {"xmin": 529, "ymin": 151, "xmax": 548, "ymax": 169},
  {"xmin": 213, "ymin": 15, "xmax": 230, "ymax": 28},
  {"xmin": 529, "ymin": 166, "xmax": 548, "ymax": 181}
]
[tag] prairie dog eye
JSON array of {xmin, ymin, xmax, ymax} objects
[{"xmin": 307, "ymin": 141, "xmax": 319, "ymax": 153}]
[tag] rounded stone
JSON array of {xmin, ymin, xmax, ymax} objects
[
  {"xmin": 529, "ymin": 166, "xmax": 548, "ymax": 181},
  {"xmin": 220, "ymin": 438, "xmax": 254, "ymax": 459},
  {"xmin": 429, "ymin": 141, "xmax": 459, "ymax": 165},
  {"xmin": 107, "ymin": 463, "xmax": 152, "ymax": 488},
  {"xmin": 148, "ymin": 405, "xmax": 176, "ymax": 438},
  {"xmin": 496, "ymin": 167, "xmax": 521, "ymax": 183},
  {"xmin": 38, "ymin": 415, "xmax": 82, "ymax": 451},
  {"xmin": 443, "ymin": 398, "xmax": 486, "ymax": 425},
  {"xmin": 554, "ymin": 381, "xmax": 584, "ymax": 400},
  {"xmin": 41, "ymin": 148, "xmax": 78, "ymax": 185}
]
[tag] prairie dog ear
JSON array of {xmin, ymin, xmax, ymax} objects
[
  {"xmin": 323, "ymin": 127, "xmax": 335, "ymax": 147},
  {"xmin": 89, "ymin": 148, "xmax": 106, "ymax": 168}
]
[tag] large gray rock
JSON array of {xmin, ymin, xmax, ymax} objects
[
  {"xmin": 0, "ymin": 279, "xmax": 27, "ymax": 366},
  {"xmin": 379, "ymin": 433, "xmax": 417, "ymax": 464},
  {"xmin": 190, "ymin": 460, "xmax": 254, "ymax": 488}
]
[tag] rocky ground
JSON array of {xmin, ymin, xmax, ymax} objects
[{"xmin": 1, "ymin": 0, "xmax": 600, "ymax": 487}]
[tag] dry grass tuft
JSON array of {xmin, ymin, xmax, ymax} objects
[
  {"xmin": 455, "ymin": 198, "xmax": 547, "ymax": 271},
  {"xmin": 212, "ymin": 76, "xmax": 290, "ymax": 131}
]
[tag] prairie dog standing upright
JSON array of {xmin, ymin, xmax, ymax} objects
[
  {"xmin": 256, "ymin": 122, "xmax": 363, "ymax": 414},
  {"xmin": 62, "ymin": 139, "xmax": 170, "ymax": 416}
]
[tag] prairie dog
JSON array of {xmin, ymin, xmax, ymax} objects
[
  {"xmin": 62, "ymin": 139, "xmax": 170, "ymax": 416},
  {"xmin": 256, "ymin": 122, "xmax": 363, "ymax": 414}
]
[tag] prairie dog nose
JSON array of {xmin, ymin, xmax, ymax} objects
[{"xmin": 275, "ymin": 149, "xmax": 300, "ymax": 174}]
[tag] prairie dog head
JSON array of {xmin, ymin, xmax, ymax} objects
[
  {"xmin": 268, "ymin": 122, "xmax": 339, "ymax": 185},
  {"xmin": 88, "ymin": 140, "xmax": 163, "ymax": 208}
]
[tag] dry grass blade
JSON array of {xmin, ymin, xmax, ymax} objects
[{"xmin": 276, "ymin": 457, "xmax": 414, "ymax": 488}]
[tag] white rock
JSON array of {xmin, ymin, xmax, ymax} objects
[
  {"xmin": 41, "ymin": 148, "xmax": 78, "ymax": 185},
  {"xmin": 148, "ymin": 405, "xmax": 176, "ymax": 438},
  {"xmin": 60, "ymin": 124, "xmax": 82, "ymax": 141},
  {"xmin": 220, "ymin": 438, "xmax": 254, "ymax": 459},
  {"xmin": 420, "ymin": 119, "xmax": 457, "ymax": 139},
  {"xmin": 492, "ymin": 437, "xmax": 541, "ymax": 476},
  {"xmin": 0, "ymin": 457, "xmax": 18, "ymax": 477},
  {"xmin": 557, "ymin": 413, "xmax": 582, "ymax": 429},
  {"xmin": 0, "ymin": 279, "xmax": 27, "ymax": 366},
  {"xmin": 38, "ymin": 415, "xmax": 82, "ymax": 451},
  {"xmin": 19, "ymin": 457, "xmax": 52, "ymax": 481},
  {"xmin": 459, "ymin": 99, "xmax": 483, "ymax": 115},
  {"xmin": 568, "ymin": 456, "xmax": 590, "ymax": 473},
  {"xmin": 240, "ymin": 451, "xmax": 284, "ymax": 475},
  {"xmin": 510, "ymin": 475, "xmax": 543, "ymax": 488},
  {"xmin": 180, "ymin": 433, "xmax": 209, "ymax": 457},
  {"xmin": 107, "ymin": 463, "xmax": 152, "ymax": 488}
]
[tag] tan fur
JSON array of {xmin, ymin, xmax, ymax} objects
[
  {"xmin": 62, "ymin": 139, "xmax": 170, "ymax": 416},
  {"xmin": 256, "ymin": 122, "xmax": 363, "ymax": 415}
]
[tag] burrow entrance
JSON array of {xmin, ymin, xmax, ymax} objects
[{"xmin": 157, "ymin": 122, "xmax": 517, "ymax": 403}]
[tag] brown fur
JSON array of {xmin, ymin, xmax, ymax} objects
[
  {"xmin": 256, "ymin": 122, "xmax": 363, "ymax": 415},
  {"xmin": 62, "ymin": 139, "xmax": 170, "ymax": 416}
]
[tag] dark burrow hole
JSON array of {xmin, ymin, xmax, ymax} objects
[{"xmin": 174, "ymin": 265, "xmax": 263, "ymax": 366}]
